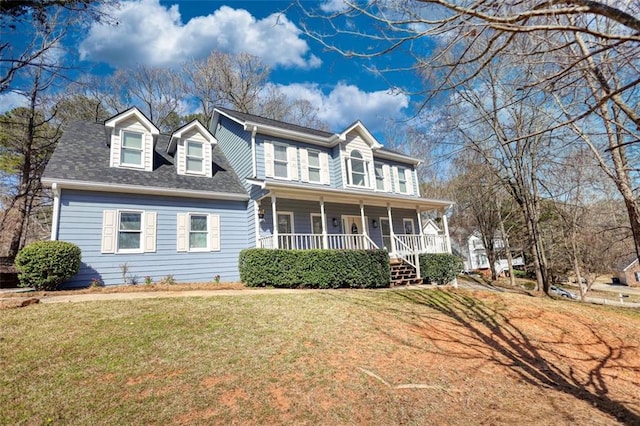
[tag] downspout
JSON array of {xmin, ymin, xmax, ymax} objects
[
  {"xmin": 50, "ymin": 183, "xmax": 61, "ymax": 241},
  {"xmin": 251, "ymin": 125, "xmax": 258, "ymax": 178}
]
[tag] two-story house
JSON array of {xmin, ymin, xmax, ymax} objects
[
  {"xmin": 464, "ymin": 233, "xmax": 524, "ymax": 275},
  {"xmin": 42, "ymin": 107, "xmax": 454, "ymax": 287}
]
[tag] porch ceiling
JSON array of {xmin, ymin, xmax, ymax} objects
[{"xmin": 250, "ymin": 179, "xmax": 453, "ymax": 211}]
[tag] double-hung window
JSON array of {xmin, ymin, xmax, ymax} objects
[
  {"xmin": 189, "ymin": 214, "xmax": 208, "ymax": 250},
  {"xmin": 349, "ymin": 150, "xmax": 368, "ymax": 187},
  {"xmin": 397, "ymin": 167, "xmax": 408, "ymax": 193},
  {"xmin": 121, "ymin": 131, "xmax": 143, "ymax": 167},
  {"xmin": 118, "ymin": 211, "xmax": 143, "ymax": 251},
  {"xmin": 186, "ymin": 140, "xmax": 204, "ymax": 174},
  {"xmin": 274, "ymin": 144, "xmax": 288, "ymax": 178},
  {"xmin": 308, "ymin": 150, "xmax": 321, "ymax": 183},
  {"xmin": 375, "ymin": 164, "xmax": 385, "ymax": 191}
]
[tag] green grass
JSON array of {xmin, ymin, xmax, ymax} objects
[{"xmin": 2, "ymin": 289, "xmax": 639, "ymax": 425}]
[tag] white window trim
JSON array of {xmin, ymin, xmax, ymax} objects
[
  {"xmin": 397, "ymin": 166, "xmax": 408, "ymax": 194},
  {"xmin": 120, "ymin": 130, "xmax": 145, "ymax": 169},
  {"xmin": 403, "ymin": 218, "xmax": 415, "ymax": 235},
  {"xmin": 307, "ymin": 149, "xmax": 322, "ymax": 183},
  {"xmin": 347, "ymin": 150, "xmax": 369, "ymax": 188},
  {"xmin": 273, "ymin": 143, "xmax": 290, "ymax": 180},
  {"xmin": 117, "ymin": 209, "xmax": 144, "ymax": 254},
  {"xmin": 185, "ymin": 140, "xmax": 206, "ymax": 175},
  {"xmin": 310, "ymin": 213, "xmax": 324, "ymax": 234},
  {"xmin": 276, "ymin": 211, "xmax": 295, "ymax": 234},
  {"xmin": 374, "ymin": 163, "xmax": 385, "ymax": 191},
  {"xmin": 188, "ymin": 213, "xmax": 210, "ymax": 252}
]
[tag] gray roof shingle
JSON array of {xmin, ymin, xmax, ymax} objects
[
  {"xmin": 43, "ymin": 121, "xmax": 248, "ymax": 197},
  {"xmin": 216, "ymin": 107, "xmax": 334, "ymax": 138}
]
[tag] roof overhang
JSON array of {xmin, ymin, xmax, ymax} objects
[
  {"xmin": 249, "ymin": 179, "xmax": 453, "ymax": 211},
  {"xmin": 168, "ymin": 120, "xmax": 217, "ymax": 153},
  {"xmin": 212, "ymin": 108, "xmax": 341, "ymax": 147},
  {"xmin": 42, "ymin": 178, "xmax": 249, "ymax": 201},
  {"xmin": 104, "ymin": 107, "xmax": 160, "ymax": 136}
]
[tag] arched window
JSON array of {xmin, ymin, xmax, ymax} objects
[{"xmin": 349, "ymin": 150, "xmax": 368, "ymax": 187}]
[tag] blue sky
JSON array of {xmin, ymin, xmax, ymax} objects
[{"xmin": 3, "ymin": 0, "xmax": 426, "ymax": 134}]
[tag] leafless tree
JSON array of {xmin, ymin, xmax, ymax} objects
[{"xmin": 298, "ymin": 0, "xmax": 640, "ymax": 265}]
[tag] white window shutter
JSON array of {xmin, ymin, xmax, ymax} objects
[
  {"xmin": 405, "ymin": 168, "xmax": 414, "ymax": 195},
  {"xmin": 209, "ymin": 214, "xmax": 220, "ymax": 251},
  {"xmin": 264, "ymin": 142, "xmax": 274, "ymax": 178},
  {"xmin": 300, "ymin": 149, "xmax": 309, "ymax": 182},
  {"xmin": 383, "ymin": 164, "xmax": 391, "ymax": 192},
  {"xmin": 144, "ymin": 212, "xmax": 157, "ymax": 252},
  {"xmin": 392, "ymin": 166, "xmax": 400, "ymax": 193},
  {"xmin": 176, "ymin": 213, "xmax": 188, "ymax": 252},
  {"xmin": 368, "ymin": 161, "xmax": 375, "ymax": 189},
  {"xmin": 320, "ymin": 152, "xmax": 330, "ymax": 185},
  {"xmin": 101, "ymin": 210, "xmax": 117, "ymax": 254},
  {"xmin": 144, "ymin": 133, "xmax": 153, "ymax": 172},
  {"xmin": 287, "ymin": 146, "xmax": 298, "ymax": 180},
  {"xmin": 204, "ymin": 144, "xmax": 212, "ymax": 177}
]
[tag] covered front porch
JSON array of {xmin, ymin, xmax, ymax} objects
[{"xmin": 251, "ymin": 183, "xmax": 453, "ymax": 278}]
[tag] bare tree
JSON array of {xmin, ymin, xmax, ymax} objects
[
  {"xmin": 298, "ymin": 0, "xmax": 640, "ymax": 262},
  {"xmin": 0, "ymin": 0, "xmax": 114, "ymax": 93}
]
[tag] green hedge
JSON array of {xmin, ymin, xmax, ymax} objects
[
  {"xmin": 419, "ymin": 253, "xmax": 463, "ymax": 285},
  {"xmin": 15, "ymin": 240, "xmax": 81, "ymax": 290},
  {"xmin": 239, "ymin": 249, "xmax": 390, "ymax": 288}
]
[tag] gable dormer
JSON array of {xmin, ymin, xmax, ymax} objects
[
  {"xmin": 105, "ymin": 107, "xmax": 159, "ymax": 172},
  {"xmin": 338, "ymin": 121, "xmax": 382, "ymax": 189},
  {"xmin": 168, "ymin": 120, "xmax": 216, "ymax": 178}
]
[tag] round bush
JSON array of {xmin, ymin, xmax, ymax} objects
[{"xmin": 15, "ymin": 241, "xmax": 81, "ymax": 290}]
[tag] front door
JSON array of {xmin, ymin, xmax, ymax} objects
[{"xmin": 342, "ymin": 215, "xmax": 367, "ymax": 249}]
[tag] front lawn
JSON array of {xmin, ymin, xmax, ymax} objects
[{"xmin": 1, "ymin": 289, "xmax": 639, "ymax": 424}]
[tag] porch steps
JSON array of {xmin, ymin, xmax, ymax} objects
[{"xmin": 389, "ymin": 258, "xmax": 423, "ymax": 286}]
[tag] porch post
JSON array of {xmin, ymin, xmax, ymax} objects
[
  {"xmin": 387, "ymin": 203, "xmax": 396, "ymax": 255},
  {"xmin": 415, "ymin": 207, "xmax": 424, "ymax": 253},
  {"xmin": 359, "ymin": 200, "xmax": 367, "ymax": 236},
  {"xmin": 320, "ymin": 197, "xmax": 328, "ymax": 249},
  {"xmin": 271, "ymin": 193, "xmax": 278, "ymax": 249},
  {"xmin": 441, "ymin": 210, "xmax": 452, "ymax": 254}
]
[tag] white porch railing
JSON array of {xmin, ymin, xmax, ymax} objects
[
  {"xmin": 393, "ymin": 235, "xmax": 421, "ymax": 278},
  {"xmin": 257, "ymin": 234, "xmax": 378, "ymax": 250},
  {"xmin": 395, "ymin": 234, "xmax": 449, "ymax": 254}
]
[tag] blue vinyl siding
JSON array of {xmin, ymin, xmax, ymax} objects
[
  {"xmin": 330, "ymin": 145, "xmax": 343, "ymax": 188},
  {"xmin": 214, "ymin": 116, "xmax": 253, "ymax": 188},
  {"xmin": 57, "ymin": 189, "xmax": 248, "ymax": 287}
]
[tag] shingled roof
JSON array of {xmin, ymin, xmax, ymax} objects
[
  {"xmin": 215, "ymin": 107, "xmax": 335, "ymax": 139},
  {"xmin": 42, "ymin": 121, "xmax": 248, "ymax": 197}
]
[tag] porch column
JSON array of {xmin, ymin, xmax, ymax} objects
[
  {"xmin": 415, "ymin": 207, "xmax": 424, "ymax": 252},
  {"xmin": 271, "ymin": 193, "xmax": 278, "ymax": 249},
  {"xmin": 320, "ymin": 197, "xmax": 328, "ymax": 249},
  {"xmin": 387, "ymin": 203, "xmax": 396, "ymax": 255},
  {"xmin": 359, "ymin": 200, "xmax": 367, "ymax": 236},
  {"xmin": 441, "ymin": 210, "xmax": 452, "ymax": 254}
]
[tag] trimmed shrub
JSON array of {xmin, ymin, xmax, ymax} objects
[
  {"xmin": 239, "ymin": 249, "xmax": 390, "ymax": 289},
  {"xmin": 419, "ymin": 253, "xmax": 463, "ymax": 285},
  {"xmin": 14, "ymin": 241, "xmax": 82, "ymax": 290}
]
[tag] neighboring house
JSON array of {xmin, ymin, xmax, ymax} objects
[
  {"xmin": 464, "ymin": 233, "xmax": 524, "ymax": 275},
  {"xmin": 43, "ymin": 107, "xmax": 454, "ymax": 287},
  {"xmin": 615, "ymin": 256, "xmax": 640, "ymax": 287}
]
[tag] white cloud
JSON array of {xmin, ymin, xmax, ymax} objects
[
  {"xmin": 0, "ymin": 91, "xmax": 27, "ymax": 113},
  {"xmin": 320, "ymin": 0, "xmax": 349, "ymax": 13},
  {"xmin": 276, "ymin": 82, "xmax": 409, "ymax": 132},
  {"xmin": 79, "ymin": 0, "xmax": 320, "ymax": 69}
]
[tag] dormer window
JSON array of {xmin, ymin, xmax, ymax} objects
[
  {"xmin": 121, "ymin": 131, "xmax": 144, "ymax": 167},
  {"xmin": 168, "ymin": 120, "xmax": 216, "ymax": 178},
  {"xmin": 106, "ymin": 108, "xmax": 158, "ymax": 172},
  {"xmin": 186, "ymin": 140, "xmax": 204, "ymax": 174},
  {"xmin": 349, "ymin": 150, "xmax": 368, "ymax": 187}
]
